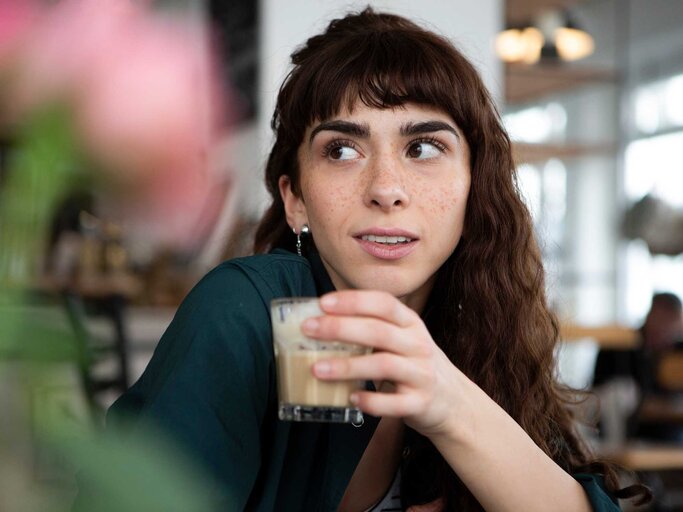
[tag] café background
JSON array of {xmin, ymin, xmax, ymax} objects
[{"xmin": 1, "ymin": 0, "xmax": 683, "ymax": 511}]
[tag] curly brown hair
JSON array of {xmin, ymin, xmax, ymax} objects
[{"xmin": 254, "ymin": 7, "xmax": 651, "ymax": 510}]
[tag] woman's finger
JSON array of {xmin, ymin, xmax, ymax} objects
[
  {"xmin": 319, "ymin": 290, "xmax": 418, "ymax": 327},
  {"xmin": 313, "ymin": 352, "xmax": 432, "ymax": 388},
  {"xmin": 349, "ymin": 389, "xmax": 424, "ymax": 418},
  {"xmin": 301, "ymin": 314, "xmax": 428, "ymax": 356}
]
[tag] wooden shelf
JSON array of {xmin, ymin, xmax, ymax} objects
[
  {"xmin": 512, "ymin": 141, "xmax": 616, "ymax": 164},
  {"xmin": 505, "ymin": 62, "xmax": 616, "ymax": 105}
]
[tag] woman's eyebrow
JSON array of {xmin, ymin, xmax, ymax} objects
[
  {"xmin": 400, "ymin": 121, "xmax": 459, "ymax": 139},
  {"xmin": 309, "ymin": 121, "xmax": 370, "ymax": 143}
]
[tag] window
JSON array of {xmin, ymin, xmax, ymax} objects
[
  {"xmin": 503, "ymin": 102, "xmax": 567, "ymax": 144},
  {"xmin": 623, "ymin": 73, "xmax": 683, "ymax": 322},
  {"xmin": 633, "ymin": 73, "xmax": 683, "ymax": 135}
]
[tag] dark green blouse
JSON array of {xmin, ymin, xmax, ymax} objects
[{"xmin": 98, "ymin": 250, "xmax": 621, "ymax": 511}]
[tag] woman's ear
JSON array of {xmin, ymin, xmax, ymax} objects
[{"xmin": 278, "ymin": 175, "xmax": 308, "ymax": 231}]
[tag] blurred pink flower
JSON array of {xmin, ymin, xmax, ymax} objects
[
  {"xmin": 78, "ymin": 16, "xmax": 220, "ymax": 179},
  {"xmin": 75, "ymin": 12, "xmax": 227, "ymax": 245},
  {"xmin": 0, "ymin": 0, "xmax": 39, "ymax": 67},
  {"xmin": 9, "ymin": 0, "xmax": 144, "ymax": 112},
  {"xmin": 5, "ymin": 0, "xmax": 229, "ymax": 247}
]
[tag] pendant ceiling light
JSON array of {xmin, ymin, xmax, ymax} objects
[
  {"xmin": 555, "ymin": 25, "xmax": 595, "ymax": 61},
  {"xmin": 496, "ymin": 10, "xmax": 594, "ymax": 64},
  {"xmin": 495, "ymin": 26, "xmax": 545, "ymax": 64}
]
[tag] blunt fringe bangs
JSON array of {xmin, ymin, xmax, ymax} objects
[
  {"xmin": 256, "ymin": 8, "xmax": 499, "ymax": 255},
  {"xmin": 278, "ymin": 22, "xmax": 482, "ymax": 145}
]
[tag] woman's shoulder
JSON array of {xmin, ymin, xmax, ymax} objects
[
  {"xmin": 185, "ymin": 249, "xmax": 317, "ymax": 309},
  {"xmin": 572, "ymin": 473, "xmax": 621, "ymax": 511},
  {"xmin": 199, "ymin": 249, "xmax": 313, "ymax": 292},
  {"xmin": 223, "ymin": 248, "xmax": 307, "ymax": 272}
]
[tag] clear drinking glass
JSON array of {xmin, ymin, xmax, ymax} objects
[{"xmin": 271, "ymin": 297, "xmax": 367, "ymax": 424}]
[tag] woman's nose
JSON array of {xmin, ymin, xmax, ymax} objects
[{"xmin": 363, "ymin": 155, "xmax": 410, "ymax": 210}]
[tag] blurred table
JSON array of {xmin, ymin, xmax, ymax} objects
[
  {"xmin": 560, "ymin": 324, "xmax": 639, "ymax": 349},
  {"xmin": 37, "ymin": 273, "xmax": 143, "ymax": 300},
  {"xmin": 598, "ymin": 442, "xmax": 683, "ymax": 471}
]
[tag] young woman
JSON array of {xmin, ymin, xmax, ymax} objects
[{"xmin": 97, "ymin": 8, "xmax": 649, "ymax": 511}]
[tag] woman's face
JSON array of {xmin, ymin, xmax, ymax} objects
[{"xmin": 280, "ymin": 101, "xmax": 471, "ymax": 312}]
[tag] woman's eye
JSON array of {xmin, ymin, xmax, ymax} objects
[
  {"xmin": 407, "ymin": 141, "xmax": 443, "ymax": 159},
  {"xmin": 326, "ymin": 144, "xmax": 360, "ymax": 161}
]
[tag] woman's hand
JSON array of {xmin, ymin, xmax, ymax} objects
[
  {"xmin": 304, "ymin": 291, "xmax": 595, "ymax": 512},
  {"xmin": 301, "ymin": 290, "xmax": 467, "ymax": 439}
]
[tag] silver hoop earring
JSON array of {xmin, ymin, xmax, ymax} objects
[{"xmin": 295, "ymin": 224, "xmax": 310, "ymax": 257}]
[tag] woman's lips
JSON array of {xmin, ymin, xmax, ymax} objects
[{"xmin": 354, "ymin": 237, "xmax": 418, "ymax": 260}]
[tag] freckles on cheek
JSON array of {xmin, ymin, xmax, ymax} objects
[
  {"xmin": 309, "ymin": 183, "xmax": 353, "ymax": 224},
  {"xmin": 424, "ymin": 183, "xmax": 464, "ymax": 216},
  {"xmin": 333, "ymin": 184, "xmax": 354, "ymax": 209}
]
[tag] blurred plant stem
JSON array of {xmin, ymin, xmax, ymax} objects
[
  {"xmin": 0, "ymin": 104, "xmax": 80, "ymax": 287},
  {"xmin": 0, "ymin": 104, "xmax": 85, "ymax": 365}
]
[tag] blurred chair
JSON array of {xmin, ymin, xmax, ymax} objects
[
  {"xmin": 635, "ymin": 348, "xmax": 683, "ymax": 443},
  {"xmin": 62, "ymin": 291, "xmax": 131, "ymax": 416},
  {"xmin": 630, "ymin": 349, "xmax": 683, "ymax": 512}
]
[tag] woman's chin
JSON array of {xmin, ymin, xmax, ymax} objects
[{"xmin": 348, "ymin": 272, "xmax": 434, "ymax": 310}]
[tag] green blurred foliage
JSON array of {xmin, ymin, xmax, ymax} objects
[
  {"xmin": 64, "ymin": 424, "xmax": 227, "ymax": 512},
  {"xmin": 0, "ymin": 105, "xmax": 82, "ymax": 285},
  {"xmin": 0, "ymin": 104, "xmax": 231, "ymax": 511}
]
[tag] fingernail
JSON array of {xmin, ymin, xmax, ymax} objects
[
  {"xmin": 320, "ymin": 295, "xmax": 337, "ymax": 308},
  {"xmin": 349, "ymin": 393, "xmax": 359, "ymax": 405},
  {"xmin": 314, "ymin": 361, "xmax": 331, "ymax": 376},
  {"xmin": 302, "ymin": 318, "xmax": 319, "ymax": 333}
]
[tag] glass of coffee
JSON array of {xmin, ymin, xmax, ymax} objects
[{"xmin": 271, "ymin": 297, "xmax": 368, "ymax": 424}]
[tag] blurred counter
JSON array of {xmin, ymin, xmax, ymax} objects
[{"xmin": 561, "ymin": 324, "xmax": 639, "ymax": 349}]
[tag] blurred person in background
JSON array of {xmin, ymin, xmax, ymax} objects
[
  {"xmin": 641, "ymin": 293, "xmax": 683, "ymax": 354},
  {"xmin": 593, "ymin": 292, "xmax": 683, "ymax": 441}
]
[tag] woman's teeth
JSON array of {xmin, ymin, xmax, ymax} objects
[{"xmin": 361, "ymin": 235, "xmax": 412, "ymax": 244}]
